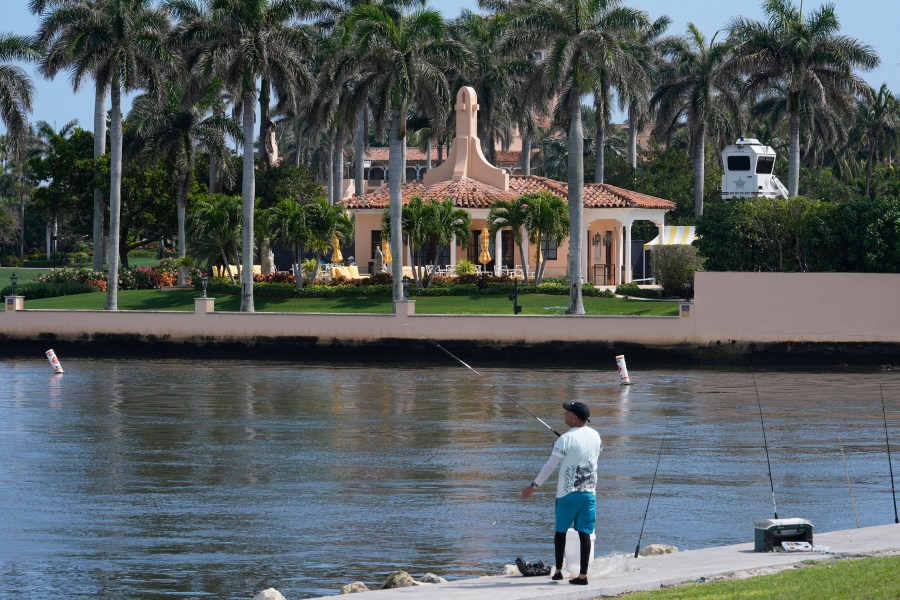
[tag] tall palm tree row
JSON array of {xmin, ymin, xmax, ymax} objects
[
  {"xmin": 727, "ymin": 0, "xmax": 880, "ymax": 197},
  {"xmin": 333, "ymin": 3, "xmax": 465, "ymax": 301},
  {"xmin": 501, "ymin": 0, "xmax": 644, "ymax": 314},
  {"xmin": 33, "ymin": 0, "xmax": 174, "ymax": 310},
  {"xmin": 0, "ymin": 32, "xmax": 38, "ymax": 256},
  {"xmin": 33, "ymin": 0, "xmax": 110, "ymax": 272},
  {"xmin": 651, "ymin": 24, "xmax": 741, "ymax": 218},
  {"xmin": 129, "ymin": 78, "xmax": 241, "ymax": 284},
  {"xmin": 170, "ymin": 0, "xmax": 317, "ymax": 312}
]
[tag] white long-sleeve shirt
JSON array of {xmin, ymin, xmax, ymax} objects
[{"xmin": 533, "ymin": 426, "xmax": 602, "ymax": 498}]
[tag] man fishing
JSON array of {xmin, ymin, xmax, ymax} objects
[{"xmin": 521, "ymin": 401, "xmax": 602, "ymax": 585}]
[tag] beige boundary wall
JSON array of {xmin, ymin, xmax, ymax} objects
[{"xmin": 1, "ymin": 273, "xmax": 898, "ymax": 349}]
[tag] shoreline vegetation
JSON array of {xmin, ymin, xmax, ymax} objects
[{"xmin": 614, "ymin": 553, "xmax": 900, "ymax": 599}]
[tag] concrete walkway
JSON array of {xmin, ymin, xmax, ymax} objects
[{"xmin": 316, "ymin": 523, "xmax": 899, "ymax": 599}]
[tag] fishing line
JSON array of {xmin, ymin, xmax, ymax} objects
[
  {"xmin": 634, "ymin": 416, "xmax": 670, "ymax": 558},
  {"xmin": 837, "ymin": 434, "xmax": 860, "ymax": 528},
  {"xmin": 880, "ymin": 386, "xmax": 898, "ymax": 524},
  {"xmin": 403, "ymin": 322, "xmax": 561, "ymax": 437},
  {"xmin": 752, "ymin": 373, "xmax": 778, "ymax": 519}
]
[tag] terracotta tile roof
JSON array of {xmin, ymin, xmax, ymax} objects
[
  {"xmin": 342, "ymin": 175, "xmax": 673, "ymax": 211},
  {"xmin": 365, "ymin": 147, "xmax": 528, "ymax": 165},
  {"xmin": 509, "ymin": 176, "xmax": 675, "ymax": 210},
  {"xmin": 341, "ymin": 177, "xmax": 518, "ymax": 209},
  {"xmin": 365, "ymin": 147, "xmax": 428, "ymax": 162}
]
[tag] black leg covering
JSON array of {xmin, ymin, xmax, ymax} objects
[
  {"xmin": 578, "ymin": 531, "xmax": 591, "ymax": 576},
  {"xmin": 554, "ymin": 531, "xmax": 566, "ymax": 570}
]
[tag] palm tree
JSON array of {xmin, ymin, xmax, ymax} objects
[
  {"xmin": 849, "ymin": 84, "xmax": 899, "ymax": 197},
  {"xmin": 0, "ymin": 33, "xmax": 38, "ymax": 257},
  {"xmin": 652, "ymin": 24, "xmax": 740, "ymax": 218},
  {"xmin": 0, "ymin": 34, "xmax": 36, "ymax": 157},
  {"xmin": 335, "ymin": 4, "xmax": 463, "ymax": 301},
  {"xmin": 503, "ymin": 0, "xmax": 643, "ymax": 314},
  {"xmin": 171, "ymin": 0, "xmax": 317, "ymax": 312},
  {"xmin": 728, "ymin": 0, "xmax": 880, "ymax": 197},
  {"xmin": 33, "ymin": 0, "xmax": 111, "ymax": 271},
  {"xmin": 449, "ymin": 10, "xmax": 531, "ymax": 166},
  {"xmin": 268, "ymin": 197, "xmax": 311, "ymax": 288},
  {"xmin": 187, "ymin": 193, "xmax": 242, "ymax": 284},
  {"xmin": 129, "ymin": 79, "xmax": 240, "ymax": 284},
  {"xmin": 488, "ymin": 197, "xmax": 530, "ymax": 282},
  {"xmin": 303, "ymin": 196, "xmax": 354, "ymax": 281},
  {"xmin": 521, "ymin": 190, "xmax": 568, "ymax": 285},
  {"xmin": 619, "ymin": 15, "xmax": 672, "ymax": 169},
  {"xmin": 423, "ymin": 199, "xmax": 471, "ymax": 287},
  {"xmin": 36, "ymin": 0, "xmax": 173, "ymax": 309}
]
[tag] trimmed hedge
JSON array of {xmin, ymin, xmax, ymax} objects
[
  {"xmin": 1, "ymin": 281, "xmax": 99, "ymax": 300},
  {"xmin": 615, "ymin": 282, "xmax": 662, "ymax": 299}
]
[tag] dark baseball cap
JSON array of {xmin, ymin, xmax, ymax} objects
[{"xmin": 562, "ymin": 401, "xmax": 590, "ymax": 422}]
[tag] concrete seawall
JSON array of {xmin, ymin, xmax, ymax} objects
[{"xmin": 2, "ymin": 272, "xmax": 898, "ymax": 366}]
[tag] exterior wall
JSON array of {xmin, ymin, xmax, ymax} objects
[
  {"xmin": 2, "ymin": 274, "xmax": 898, "ymax": 353},
  {"xmin": 692, "ymin": 272, "xmax": 900, "ymax": 343}
]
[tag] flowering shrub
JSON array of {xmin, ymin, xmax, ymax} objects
[
  {"xmin": 254, "ymin": 272, "xmax": 296, "ymax": 284},
  {"xmin": 40, "ymin": 268, "xmax": 106, "ymax": 286}
]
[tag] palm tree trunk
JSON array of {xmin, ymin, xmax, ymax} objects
[
  {"xmin": 18, "ymin": 168, "xmax": 25, "ymax": 256},
  {"xmin": 401, "ymin": 137, "xmax": 407, "ymax": 183},
  {"xmin": 93, "ymin": 85, "xmax": 107, "ymax": 271},
  {"xmin": 208, "ymin": 154, "xmax": 217, "ymax": 193},
  {"xmin": 105, "ymin": 82, "xmax": 123, "ymax": 310},
  {"xmin": 567, "ymin": 91, "xmax": 585, "ymax": 315},
  {"xmin": 521, "ymin": 130, "xmax": 531, "ymax": 176},
  {"xmin": 594, "ymin": 89, "xmax": 605, "ymax": 184},
  {"xmin": 355, "ymin": 105, "xmax": 366, "ymax": 198},
  {"xmin": 426, "ymin": 133, "xmax": 432, "ymax": 171},
  {"xmin": 694, "ymin": 124, "xmax": 706, "ymax": 219},
  {"xmin": 326, "ymin": 133, "xmax": 334, "ymax": 204},
  {"xmin": 177, "ymin": 166, "xmax": 190, "ymax": 286},
  {"xmin": 240, "ymin": 88, "xmax": 256, "ymax": 312},
  {"xmin": 333, "ymin": 131, "xmax": 343, "ymax": 204},
  {"xmin": 517, "ymin": 231, "xmax": 529, "ymax": 283},
  {"xmin": 259, "ymin": 77, "xmax": 276, "ymax": 168},
  {"xmin": 788, "ymin": 109, "xmax": 800, "ymax": 197},
  {"xmin": 628, "ymin": 101, "xmax": 638, "ymax": 169},
  {"xmin": 389, "ymin": 108, "xmax": 403, "ymax": 302},
  {"xmin": 865, "ymin": 139, "xmax": 875, "ymax": 197}
]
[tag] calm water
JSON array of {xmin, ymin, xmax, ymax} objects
[{"xmin": 1, "ymin": 358, "xmax": 898, "ymax": 598}]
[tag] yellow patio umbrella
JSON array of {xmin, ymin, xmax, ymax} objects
[
  {"xmin": 331, "ymin": 235, "xmax": 343, "ymax": 263},
  {"xmin": 478, "ymin": 227, "xmax": 491, "ymax": 265},
  {"xmin": 381, "ymin": 238, "xmax": 392, "ymax": 265}
]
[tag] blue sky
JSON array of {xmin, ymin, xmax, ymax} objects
[{"xmin": 3, "ymin": 0, "xmax": 898, "ymax": 135}]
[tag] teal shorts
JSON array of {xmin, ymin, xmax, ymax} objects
[{"xmin": 555, "ymin": 492, "xmax": 596, "ymax": 534}]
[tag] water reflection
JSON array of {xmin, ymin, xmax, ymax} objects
[{"xmin": 0, "ymin": 359, "xmax": 897, "ymax": 598}]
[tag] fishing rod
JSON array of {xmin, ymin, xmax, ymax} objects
[
  {"xmin": 403, "ymin": 322, "xmax": 561, "ymax": 438},
  {"xmin": 880, "ymin": 386, "xmax": 898, "ymax": 524},
  {"xmin": 635, "ymin": 416, "xmax": 670, "ymax": 558},
  {"xmin": 838, "ymin": 434, "xmax": 860, "ymax": 528},
  {"xmin": 752, "ymin": 373, "xmax": 778, "ymax": 519}
]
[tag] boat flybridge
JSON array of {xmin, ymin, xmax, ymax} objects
[{"xmin": 720, "ymin": 137, "xmax": 788, "ymax": 200}]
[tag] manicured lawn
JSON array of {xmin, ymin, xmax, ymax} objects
[
  {"xmin": 24, "ymin": 289, "xmax": 679, "ymax": 316},
  {"xmin": 0, "ymin": 267, "xmax": 51, "ymax": 286},
  {"xmin": 616, "ymin": 555, "xmax": 900, "ymax": 599}
]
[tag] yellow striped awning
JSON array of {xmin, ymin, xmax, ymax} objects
[{"xmin": 643, "ymin": 226, "xmax": 697, "ymax": 250}]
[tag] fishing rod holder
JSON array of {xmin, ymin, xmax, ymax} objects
[{"xmin": 507, "ymin": 279, "xmax": 522, "ymax": 314}]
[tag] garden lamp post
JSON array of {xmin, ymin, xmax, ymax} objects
[
  {"xmin": 200, "ymin": 275, "xmax": 209, "ymax": 299},
  {"xmin": 402, "ymin": 277, "xmax": 410, "ymax": 300},
  {"xmin": 10, "ymin": 273, "xmax": 17, "ymax": 296}
]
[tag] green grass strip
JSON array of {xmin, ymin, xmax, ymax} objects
[
  {"xmin": 23, "ymin": 289, "xmax": 679, "ymax": 316},
  {"xmin": 617, "ymin": 555, "xmax": 900, "ymax": 600},
  {"xmin": 0, "ymin": 267, "xmax": 51, "ymax": 286}
]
